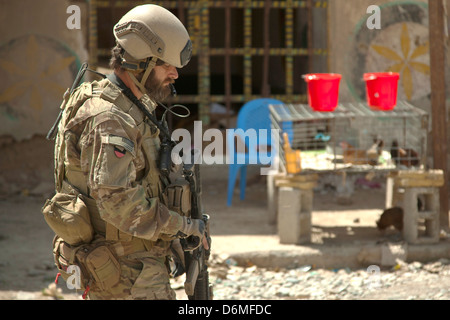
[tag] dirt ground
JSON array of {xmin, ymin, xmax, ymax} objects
[{"xmin": 0, "ymin": 160, "xmax": 448, "ymax": 300}]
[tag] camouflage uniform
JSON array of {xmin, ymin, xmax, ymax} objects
[{"xmin": 54, "ymin": 77, "xmax": 183, "ymax": 299}]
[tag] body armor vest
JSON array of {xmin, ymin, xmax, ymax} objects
[{"xmin": 54, "ymin": 78, "xmax": 166, "ymax": 250}]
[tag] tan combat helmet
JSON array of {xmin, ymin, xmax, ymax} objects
[{"xmin": 113, "ymin": 4, "xmax": 192, "ymax": 93}]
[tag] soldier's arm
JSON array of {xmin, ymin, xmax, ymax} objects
[{"xmin": 81, "ymin": 117, "xmax": 184, "ymax": 241}]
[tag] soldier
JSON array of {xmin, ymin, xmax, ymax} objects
[{"xmin": 48, "ymin": 4, "xmax": 205, "ymax": 300}]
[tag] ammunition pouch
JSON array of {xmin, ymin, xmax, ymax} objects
[
  {"xmin": 165, "ymin": 177, "xmax": 191, "ymax": 217},
  {"xmin": 164, "ymin": 177, "xmax": 192, "ymax": 276},
  {"xmin": 53, "ymin": 236, "xmax": 121, "ymax": 292},
  {"xmin": 42, "ymin": 193, "xmax": 94, "ymax": 246}
]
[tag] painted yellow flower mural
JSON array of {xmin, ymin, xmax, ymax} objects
[
  {"xmin": 0, "ymin": 35, "xmax": 75, "ymax": 111},
  {"xmin": 371, "ymin": 23, "xmax": 430, "ymax": 100}
]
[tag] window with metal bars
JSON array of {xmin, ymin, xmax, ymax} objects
[{"xmin": 89, "ymin": 0, "xmax": 328, "ymax": 127}]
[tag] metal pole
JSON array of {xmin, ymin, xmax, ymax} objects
[
  {"xmin": 225, "ymin": 0, "xmax": 232, "ymax": 128},
  {"xmin": 428, "ymin": 0, "xmax": 449, "ymax": 228},
  {"xmin": 262, "ymin": 0, "xmax": 271, "ymax": 97},
  {"xmin": 307, "ymin": 0, "xmax": 314, "ymax": 73}
]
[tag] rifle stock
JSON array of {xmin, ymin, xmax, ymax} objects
[
  {"xmin": 184, "ymin": 257, "xmax": 199, "ymax": 296},
  {"xmin": 182, "ymin": 150, "xmax": 212, "ymax": 300},
  {"xmin": 183, "ymin": 213, "xmax": 211, "ymax": 298}
]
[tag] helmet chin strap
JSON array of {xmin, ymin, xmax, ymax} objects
[{"xmin": 127, "ymin": 56, "xmax": 158, "ymax": 95}]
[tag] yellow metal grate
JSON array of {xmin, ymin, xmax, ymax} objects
[{"xmin": 89, "ymin": 0, "xmax": 328, "ymax": 125}]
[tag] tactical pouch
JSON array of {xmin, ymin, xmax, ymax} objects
[
  {"xmin": 165, "ymin": 178, "xmax": 191, "ymax": 216},
  {"xmin": 42, "ymin": 193, "xmax": 94, "ymax": 246},
  {"xmin": 53, "ymin": 236, "xmax": 89, "ymax": 289},
  {"xmin": 78, "ymin": 244, "xmax": 121, "ymax": 291},
  {"xmin": 52, "ymin": 236, "xmax": 121, "ymax": 293}
]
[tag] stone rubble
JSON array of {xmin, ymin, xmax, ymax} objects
[
  {"xmin": 5, "ymin": 255, "xmax": 450, "ymax": 300},
  {"xmin": 200, "ymin": 255, "xmax": 450, "ymax": 300}
]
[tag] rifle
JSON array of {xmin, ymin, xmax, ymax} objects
[
  {"xmin": 119, "ymin": 77, "xmax": 212, "ymax": 300},
  {"xmin": 181, "ymin": 149, "xmax": 212, "ymax": 300},
  {"xmin": 46, "ymin": 62, "xmax": 88, "ymax": 141},
  {"xmin": 46, "ymin": 62, "xmax": 107, "ymax": 141}
]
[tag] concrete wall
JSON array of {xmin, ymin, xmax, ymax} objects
[
  {"xmin": 1, "ymin": 0, "xmax": 450, "ymax": 195},
  {"xmin": 327, "ymin": 0, "xmax": 449, "ymax": 112},
  {"xmin": 327, "ymin": 0, "xmax": 450, "ymax": 171},
  {"xmin": 0, "ymin": 0, "xmax": 88, "ymax": 140},
  {"xmin": 0, "ymin": 0, "xmax": 88, "ymax": 194}
]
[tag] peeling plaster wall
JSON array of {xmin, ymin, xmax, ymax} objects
[
  {"xmin": 0, "ymin": 0, "xmax": 88, "ymax": 140},
  {"xmin": 328, "ymin": 0, "xmax": 450, "ymax": 170},
  {"xmin": 2, "ymin": 0, "xmax": 450, "ymax": 194},
  {"xmin": 328, "ymin": 0, "xmax": 436, "ymax": 108},
  {"xmin": 0, "ymin": 0, "xmax": 88, "ymax": 193}
]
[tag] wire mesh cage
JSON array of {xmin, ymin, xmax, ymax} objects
[{"xmin": 269, "ymin": 101, "xmax": 429, "ymax": 172}]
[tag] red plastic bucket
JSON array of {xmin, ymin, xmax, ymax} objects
[
  {"xmin": 364, "ymin": 72, "xmax": 400, "ymax": 110},
  {"xmin": 303, "ymin": 73, "xmax": 342, "ymax": 112}
]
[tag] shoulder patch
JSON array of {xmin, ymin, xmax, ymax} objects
[{"xmin": 102, "ymin": 134, "xmax": 135, "ymax": 156}]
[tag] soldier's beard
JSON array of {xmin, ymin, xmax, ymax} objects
[{"xmin": 143, "ymin": 71, "xmax": 172, "ymax": 102}]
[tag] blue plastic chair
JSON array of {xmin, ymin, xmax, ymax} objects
[{"xmin": 226, "ymin": 98, "xmax": 284, "ymax": 206}]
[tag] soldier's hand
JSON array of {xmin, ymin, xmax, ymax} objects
[{"xmin": 179, "ymin": 217, "xmax": 205, "ymax": 239}]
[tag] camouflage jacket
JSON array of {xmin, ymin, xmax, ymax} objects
[{"xmin": 54, "ymin": 77, "xmax": 183, "ymax": 243}]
